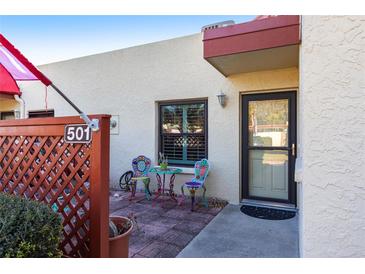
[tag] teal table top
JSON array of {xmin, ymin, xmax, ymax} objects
[{"xmin": 149, "ymin": 167, "xmax": 183, "ymax": 175}]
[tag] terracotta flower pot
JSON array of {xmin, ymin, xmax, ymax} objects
[{"xmin": 109, "ymin": 216, "xmax": 133, "ymax": 258}]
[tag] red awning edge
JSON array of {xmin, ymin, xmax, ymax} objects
[{"xmin": 0, "ymin": 34, "xmax": 52, "ymax": 86}]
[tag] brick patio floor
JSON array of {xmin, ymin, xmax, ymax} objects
[{"xmin": 110, "ymin": 190, "xmax": 224, "ymax": 258}]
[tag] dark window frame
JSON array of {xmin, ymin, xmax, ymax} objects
[
  {"xmin": 28, "ymin": 109, "xmax": 55, "ymax": 118},
  {"xmin": 0, "ymin": 111, "xmax": 15, "ymax": 120},
  {"xmin": 158, "ymin": 99, "xmax": 208, "ymax": 167}
]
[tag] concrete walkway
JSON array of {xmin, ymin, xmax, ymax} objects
[{"xmin": 177, "ymin": 204, "xmax": 299, "ymax": 258}]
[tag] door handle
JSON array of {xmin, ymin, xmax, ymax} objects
[{"xmin": 291, "ymin": 143, "xmax": 296, "ymax": 156}]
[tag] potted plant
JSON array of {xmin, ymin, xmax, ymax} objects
[
  {"xmin": 158, "ymin": 152, "xmax": 168, "ymax": 170},
  {"xmin": 109, "ymin": 215, "xmax": 134, "ymax": 258}
]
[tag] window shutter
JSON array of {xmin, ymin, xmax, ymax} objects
[{"xmin": 160, "ymin": 101, "xmax": 207, "ymax": 166}]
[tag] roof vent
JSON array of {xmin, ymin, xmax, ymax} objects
[{"xmin": 201, "ymin": 20, "xmax": 235, "ymax": 32}]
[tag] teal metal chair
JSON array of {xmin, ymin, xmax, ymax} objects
[
  {"xmin": 129, "ymin": 155, "xmax": 152, "ymax": 200},
  {"xmin": 179, "ymin": 159, "xmax": 210, "ymax": 211}
]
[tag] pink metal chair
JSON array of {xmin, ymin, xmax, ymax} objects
[
  {"xmin": 179, "ymin": 159, "xmax": 210, "ymax": 211},
  {"xmin": 129, "ymin": 155, "xmax": 152, "ymax": 200}
]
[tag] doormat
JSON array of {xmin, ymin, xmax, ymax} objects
[{"xmin": 240, "ymin": 205, "xmax": 296, "ymax": 220}]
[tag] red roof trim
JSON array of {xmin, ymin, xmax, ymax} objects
[
  {"xmin": 0, "ymin": 34, "xmax": 52, "ymax": 86},
  {"xmin": 0, "ymin": 90, "xmax": 21, "ymax": 96},
  {"xmin": 203, "ymin": 15, "xmax": 300, "ymax": 41},
  {"xmin": 203, "ymin": 15, "xmax": 301, "ymax": 59}
]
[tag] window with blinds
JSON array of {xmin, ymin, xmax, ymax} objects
[{"xmin": 159, "ymin": 100, "xmax": 207, "ymax": 166}]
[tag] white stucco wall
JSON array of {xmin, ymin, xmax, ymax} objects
[
  {"xmin": 300, "ymin": 16, "xmax": 365, "ymax": 257},
  {"xmin": 20, "ymin": 33, "xmax": 298, "ymax": 204}
]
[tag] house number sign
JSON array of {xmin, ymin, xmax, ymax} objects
[{"xmin": 64, "ymin": 124, "xmax": 92, "ymax": 144}]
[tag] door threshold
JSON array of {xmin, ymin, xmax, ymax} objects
[{"xmin": 241, "ymin": 199, "xmax": 297, "ymax": 212}]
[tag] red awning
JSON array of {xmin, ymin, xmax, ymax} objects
[
  {"xmin": 0, "ymin": 63, "xmax": 20, "ymax": 95},
  {"xmin": 0, "ymin": 34, "xmax": 52, "ymax": 93},
  {"xmin": 0, "ymin": 34, "xmax": 92, "ymax": 127}
]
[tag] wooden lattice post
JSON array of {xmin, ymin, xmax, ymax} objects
[
  {"xmin": 0, "ymin": 115, "xmax": 111, "ymax": 258},
  {"xmin": 89, "ymin": 115, "xmax": 110, "ymax": 258}
]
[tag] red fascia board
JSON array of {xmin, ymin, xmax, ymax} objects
[
  {"xmin": 203, "ymin": 16, "xmax": 301, "ymax": 59},
  {"xmin": 0, "ymin": 34, "xmax": 52, "ymax": 86},
  {"xmin": 204, "ymin": 25, "xmax": 300, "ymax": 58},
  {"xmin": 0, "ymin": 89, "xmax": 21, "ymax": 96},
  {"xmin": 203, "ymin": 15, "xmax": 300, "ymax": 41}
]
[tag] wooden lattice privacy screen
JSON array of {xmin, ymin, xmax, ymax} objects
[{"xmin": 0, "ymin": 115, "xmax": 110, "ymax": 257}]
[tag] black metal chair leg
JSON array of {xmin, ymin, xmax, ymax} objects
[
  {"xmin": 189, "ymin": 189, "xmax": 196, "ymax": 211},
  {"xmin": 202, "ymin": 185, "xmax": 208, "ymax": 207}
]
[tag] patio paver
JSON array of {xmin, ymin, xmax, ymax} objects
[
  {"xmin": 173, "ymin": 220, "xmax": 208, "ymax": 235},
  {"xmin": 138, "ymin": 241, "xmax": 181, "ymax": 258},
  {"xmin": 109, "ymin": 190, "xmax": 224, "ymax": 258},
  {"xmin": 161, "ymin": 229, "xmax": 196, "ymax": 248}
]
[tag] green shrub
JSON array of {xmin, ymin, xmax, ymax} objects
[{"xmin": 0, "ymin": 193, "xmax": 63, "ymax": 258}]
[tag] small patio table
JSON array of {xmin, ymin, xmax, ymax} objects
[{"xmin": 149, "ymin": 167, "xmax": 182, "ymax": 202}]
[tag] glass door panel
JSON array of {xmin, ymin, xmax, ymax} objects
[{"xmin": 248, "ymin": 99, "xmax": 288, "ymax": 147}]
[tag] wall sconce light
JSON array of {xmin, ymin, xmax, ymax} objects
[
  {"xmin": 216, "ymin": 91, "xmax": 226, "ymax": 107},
  {"xmin": 110, "ymin": 115, "xmax": 120, "ymax": 135},
  {"xmin": 110, "ymin": 119, "xmax": 117, "ymax": 129}
]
